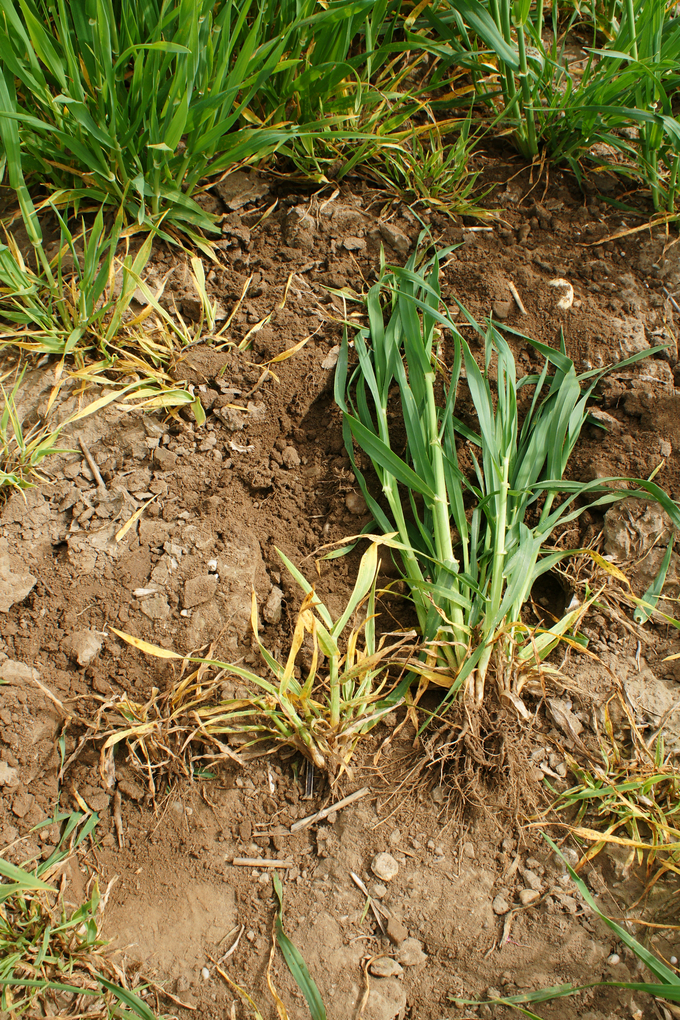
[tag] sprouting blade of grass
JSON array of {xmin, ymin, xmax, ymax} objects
[{"xmin": 272, "ymin": 873, "xmax": 327, "ymax": 1020}]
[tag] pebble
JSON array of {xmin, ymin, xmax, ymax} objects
[
  {"xmin": 607, "ymin": 953, "xmax": 621, "ymax": 966},
  {"xmin": 397, "ymin": 938, "xmax": 428, "ymax": 968},
  {"xmin": 345, "ymin": 491, "xmax": 367, "ymax": 515},
  {"xmin": 519, "ymin": 889, "xmax": 540, "ymax": 906},
  {"xmin": 671, "ymin": 956, "xmax": 678, "ymax": 966},
  {"xmin": 386, "ymin": 917, "xmax": 409, "ymax": 945},
  {"xmin": 369, "ymin": 882, "xmax": 387, "ymax": 900},
  {"xmin": 492, "ymin": 894, "xmax": 511, "ymax": 915},
  {"xmin": 201, "ymin": 968, "xmax": 210, "ymax": 981},
  {"xmin": 522, "ymin": 868, "xmax": 543, "ymax": 892},
  {"xmin": 368, "ymin": 957, "xmax": 403, "ymax": 978},
  {"xmin": 372, "ymin": 852, "xmax": 399, "ymax": 882}
]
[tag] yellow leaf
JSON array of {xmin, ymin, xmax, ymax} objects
[
  {"xmin": 110, "ymin": 626, "xmax": 182, "ymax": 659},
  {"xmin": 115, "ymin": 494, "xmax": 158, "ymax": 542}
]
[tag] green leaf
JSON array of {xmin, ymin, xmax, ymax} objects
[
  {"xmin": 634, "ymin": 536, "xmax": 674, "ymax": 624},
  {"xmin": 272, "ymin": 872, "xmax": 327, "ymax": 1020}
]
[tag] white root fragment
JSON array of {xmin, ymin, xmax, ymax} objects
[
  {"xmin": 508, "ymin": 280, "xmax": 528, "ymax": 315},
  {"xmin": 549, "ymin": 278, "xmax": 574, "ymax": 309}
]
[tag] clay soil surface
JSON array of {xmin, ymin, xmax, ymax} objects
[{"xmin": 3, "ymin": 161, "xmax": 680, "ymax": 1020}]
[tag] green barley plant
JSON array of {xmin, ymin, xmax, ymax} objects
[
  {"xmin": 0, "ymin": 813, "xmax": 157, "ymax": 1019},
  {"xmin": 335, "ymin": 239, "xmax": 680, "ymax": 710},
  {"xmin": 417, "ymin": 0, "xmax": 680, "ymax": 210},
  {"xmin": 103, "ymin": 541, "xmax": 415, "ymax": 780},
  {"xmin": 0, "ymin": 0, "xmax": 426, "ymax": 235}
]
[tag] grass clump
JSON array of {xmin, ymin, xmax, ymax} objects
[
  {"xmin": 94, "ymin": 541, "xmax": 414, "ymax": 782},
  {"xmin": 544, "ymin": 692, "xmax": 680, "ymax": 883},
  {"xmin": 0, "ymin": 812, "xmax": 157, "ymax": 1019},
  {"xmin": 0, "ymin": 0, "xmax": 435, "ymax": 234},
  {"xmin": 334, "ymin": 239, "xmax": 680, "ymax": 710}
]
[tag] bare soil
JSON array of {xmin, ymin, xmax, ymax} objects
[{"xmin": 2, "ymin": 159, "xmax": 680, "ymax": 1020}]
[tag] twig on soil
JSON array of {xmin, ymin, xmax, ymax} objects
[
  {"xmin": 216, "ymin": 925, "xmax": 245, "ymax": 966},
  {"xmin": 290, "ymin": 786, "xmax": 371, "ymax": 832},
  {"xmin": 143, "ymin": 978, "xmax": 197, "ymax": 1010},
  {"xmin": 79, "ymin": 437, "xmax": 107, "ymax": 493},
  {"xmin": 112, "ymin": 788, "xmax": 124, "ymax": 849},
  {"xmin": 231, "ymin": 857, "xmax": 294, "ymax": 868},
  {"xmin": 507, "ymin": 280, "xmax": 528, "ymax": 315}
]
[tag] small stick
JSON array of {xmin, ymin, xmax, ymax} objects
[
  {"xmin": 217, "ymin": 925, "xmax": 245, "ymax": 966},
  {"xmin": 508, "ymin": 281, "xmax": 528, "ymax": 315},
  {"xmin": 142, "ymin": 979, "xmax": 197, "ymax": 1011},
  {"xmin": 290, "ymin": 786, "xmax": 371, "ymax": 833},
  {"xmin": 231, "ymin": 857, "xmax": 293, "ymax": 868},
  {"xmin": 112, "ymin": 788, "xmax": 125, "ymax": 849},
  {"xmin": 79, "ymin": 437, "xmax": 107, "ymax": 492}
]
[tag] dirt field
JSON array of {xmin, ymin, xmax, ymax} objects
[{"xmin": 2, "ymin": 159, "xmax": 680, "ymax": 1020}]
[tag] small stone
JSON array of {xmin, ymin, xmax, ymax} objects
[
  {"xmin": 61, "ymin": 628, "xmax": 103, "ymax": 666},
  {"xmin": 118, "ymin": 778, "xmax": 145, "ymax": 802},
  {"xmin": 0, "ymin": 761, "xmax": 19, "ymax": 787},
  {"xmin": 239, "ymin": 820, "xmax": 253, "ymax": 841},
  {"xmin": 388, "ymin": 829, "xmax": 401, "ymax": 846},
  {"xmin": 486, "ymin": 987, "xmax": 503, "ymax": 1000},
  {"xmin": 370, "ymin": 882, "xmax": 388, "ymax": 900},
  {"xmin": 368, "ymin": 957, "xmax": 403, "ymax": 978},
  {"xmin": 607, "ymin": 953, "xmax": 621, "ymax": 966},
  {"xmin": 154, "ymin": 447, "xmax": 178, "ymax": 470},
  {"xmin": 386, "ymin": 917, "xmax": 409, "ymax": 946},
  {"xmin": 12, "ymin": 790, "xmax": 35, "ymax": 818},
  {"xmin": 430, "ymin": 785, "xmax": 445, "ymax": 804},
  {"xmin": 463, "ymin": 841, "xmax": 475, "ymax": 858},
  {"xmin": 519, "ymin": 889, "xmax": 540, "ymax": 906},
  {"xmin": 379, "ymin": 222, "xmax": 410, "ymax": 256},
  {"xmin": 397, "ymin": 938, "xmax": 427, "ymax": 968},
  {"xmin": 139, "ymin": 594, "xmax": 171, "ymax": 620},
  {"xmin": 492, "ymin": 894, "xmax": 511, "ymax": 915},
  {"xmin": 201, "ymin": 967, "xmax": 210, "ymax": 981},
  {"xmin": 183, "ymin": 575, "xmax": 219, "ymax": 609},
  {"xmin": 372, "ymin": 852, "xmax": 399, "ymax": 882},
  {"xmin": 493, "ymin": 299, "xmax": 513, "ymax": 320},
  {"xmin": 522, "ymin": 868, "xmax": 543, "ymax": 892},
  {"xmin": 345, "ymin": 491, "xmax": 367, "ymax": 515},
  {"xmin": 263, "ymin": 586, "xmax": 283, "ymax": 625},
  {"xmin": 281, "ymin": 446, "xmax": 300, "ymax": 469}
]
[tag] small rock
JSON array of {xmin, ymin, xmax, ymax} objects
[
  {"xmin": 118, "ymin": 778, "xmax": 145, "ymax": 802},
  {"xmin": 486, "ymin": 987, "xmax": 503, "ymax": 1000},
  {"xmin": 372, "ymin": 852, "xmax": 399, "ymax": 882},
  {"xmin": 215, "ymin": 172, "xmax": 270, "ymax": 211},
  {"xmin": 139, "ymin": 594, "xmax": 171, "ymax": 620},
  {"xmin": 430, "ymin": 785, "xmax": 445, "ymax": 804},
  {"xmin": 522, "ymin": 868, "xmax": 543, "ymax": 892},
  {"xmin": 263, "ymin": 586, "xmax": 283, "ymax": 625},
  {"xmin": 183, "ymin": 575, "xmax": 219, "ymax": 609},
  {"xmin": 12, "ymin": 790, "xmax": 35, "ymax": 818},
  {"xmin": 492, "ymin": 894, "xmax": 511, "ymax": 915},
  {"xmin": 370, "ymin": 882, "xmax": 388, "ymax": 899},
  {"xmin": 61, "ymin": 629, "xmax": 103, "ymax": 666},
  {"xmin": 607, "ymin": 953, "xmax": 621, "ymax": 966},
  {"xmin": 463, "ymin": 841, "xmax": 475, "ymax": 858},
  {"xmin": 343, "ymin": 236, "xmax": 366, "ymax": 252},
  {"xmin": 379, "ymin": 222, "xmax": 410, "ymax": 256},
  {"xmin": 362, "ymin": 975, "xmax": 406, "ymax": 1020},
  {"xmin": 493, "ymin": 299, "xmax": 514, "ymax": 320},
  {"xmin": 0, "ymin": 660, "xmax": 39, "ymax": 685},
  {"xmin": 281, "ymin": 446, "xmax": 300, "ymax": 469},
  {"xmin": 0, "ymin": 761, "xmax": 19, "ymax": 787},
  {"xmin": 345, "ymin": 491, "xmax": 367, "ymax": 515},
  {"xmin": 369, "ymin": 957, "xmax": 403, "ymax": 978},
  {"xmin": 519, "ymin": 889, "xmax": 540, "ymax": 906},
  {"xmin": 239, "ymin": 820, "xmax": 253, "ymax": 841},
  {"xmin": 154, "ymin": 447, "xmax": 178, "ymax": 471},
  {"xmin": 0, "ymin": 538, "xmax": 37, "ymax": 613},
  {"xmin": 386, "ymin": 917, "xmax": 409, "ymax": 946},
  {"xmin": 321, "ymin": 345, "xmax": 340, "ymax": 370},
  {"xmin": 397, "ymin": 938, "xmax": 427, "ymax": 968},
  {"xmin": 660, "ymin": 439, "xmax": 672, "ymax": 458}
]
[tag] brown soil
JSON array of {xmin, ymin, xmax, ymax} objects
[{"xmin": 2, "ymin": 160, "xmax": 680, "ymax": 1020}]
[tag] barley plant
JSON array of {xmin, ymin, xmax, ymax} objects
[{"xmin": 335, "ymin": 240, "xmax": 680, "ymax": 711}]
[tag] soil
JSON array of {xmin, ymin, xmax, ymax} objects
[{"xmin": 2, "ymin": 158, "xmax": 680, "ymax": 1020}]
